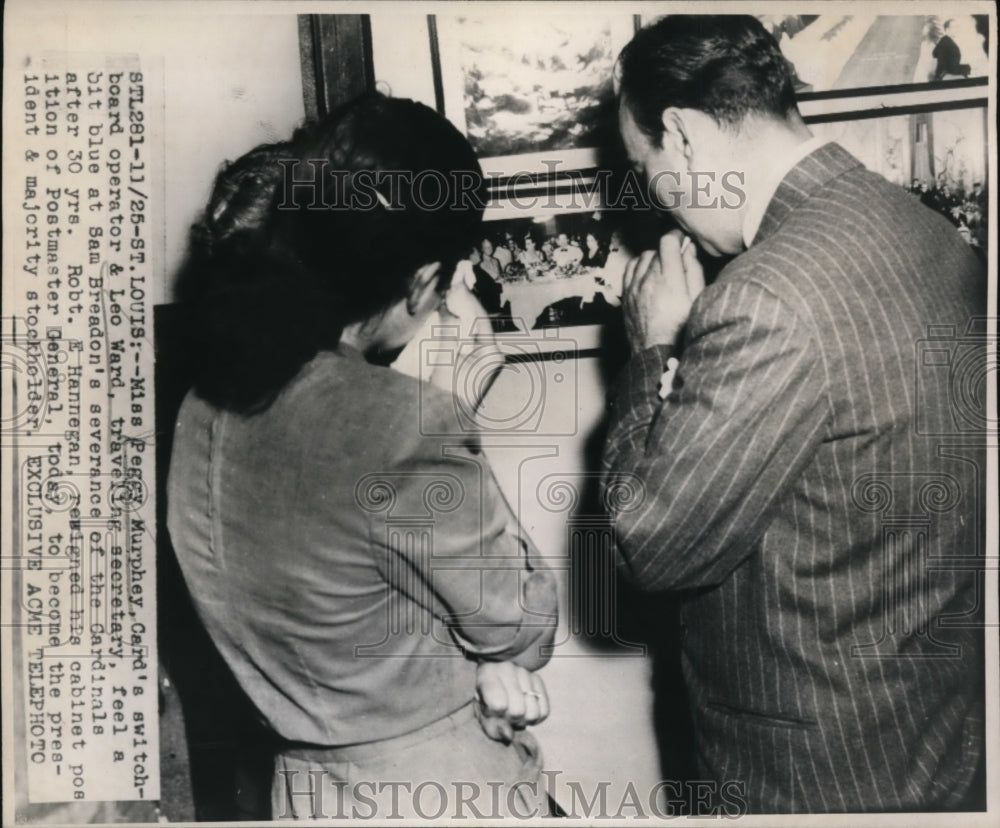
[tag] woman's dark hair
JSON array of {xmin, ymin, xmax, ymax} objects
[
  {"xmin": 583, "ymin": 223, "xmax": 605, "ymax": 247},
  {"xmin": 617, "ymin": 15, "xmax": 798, "ymax": 145},
  {"xmin": 175, "ymin": 93, "xmax": 486, "ymax": 413},
  {"xmin": 194, "ymin": 141, "xmax": 293, "ymax": 253}
]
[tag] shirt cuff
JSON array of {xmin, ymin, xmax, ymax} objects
[
  {"xmin": 618, "ymin": 344, "xmax": 676, "ymax": 400},
  {"xmin": 633, "ymin": 343, "xmax": 676, "ymax": 371}
]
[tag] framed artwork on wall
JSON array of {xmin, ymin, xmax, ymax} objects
[
  {"xmin": 428, "ymin": 11, "xmax": 638, "ymax": 180},
  {"xmin": 470, "ymin": 206, "xmax": 631, "ymax": 340},
  {"xmin": 760, "ymin": 13, "xmax": 989, "ymax": 96}
]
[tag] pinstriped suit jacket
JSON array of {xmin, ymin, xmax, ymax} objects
[{"xmin": 603, "ymin": 143, "xmax": 985, "ymax": 813}]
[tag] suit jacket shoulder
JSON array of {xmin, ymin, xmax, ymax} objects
[{"xmin": 704, "ymin": 142, "xmax": 983, "ymax": 346}]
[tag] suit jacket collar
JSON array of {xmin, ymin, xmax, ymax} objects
[{"xmin": 752, "ymin": 142, "xmax": 863, "ymax": 247}]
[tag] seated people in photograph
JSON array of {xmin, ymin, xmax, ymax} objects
[
  {"xmin": 467, "ymin": 244, "xmax": 517, "ymax": 330},
  {"xmin": 515, "ymin": 232, "xmax": 554, "ymax": 281},
  {"xmin": 478, "ymin": 236, "xmax": 503, "ymax": 280},
  {"xmin": 540, "ymin": 237, "xmax": 556, "ymax": 262},
  {"xmin": 599, "ymin": 230, "xmax": 630, "ymax": 299},
  {"xmin": 168, "ymin": 93, "xmax": 558, "ymax": 821},
  {"xmin": 468, "ymin": 243, "xmax": 505, "ymax": 314},
  {"xmin": 580, "ymin": 229, "xmax": 608, "ymax": 269},
  {"xmin": 605, "ymin": 15, "xmax": 984, "ymax": 814},
  {"xmin": 550, "ymin": 231, "xmax": 583, "ymax": 270},
  {"xmin": 493, "ymin": 232, "xmax": 514, "ymax": 270},
  {"xmin": 518, "ymin": 232, "xmax": 545, "ymax": 269},
  {"xmin": 500, "ymin": 231, "xmax": 521, "ymax": 271}
]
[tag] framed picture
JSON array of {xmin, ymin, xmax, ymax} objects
[
  {"xmin": 427, "ymin": 9, "xmax": 640, "ymax": 354},
  {"xmin": 468, "ymin": 207, "xmax": 633, "ymax": 345},
  {"xmin": 429, "ymin": 11, "xmax": 637, "ymax": 179},
  {"xmin": 759, "ymin": 14, "xmax": 989, "ymax": 96}
]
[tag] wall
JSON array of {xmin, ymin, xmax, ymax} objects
[{"xmin": 482, "ymin": 358, "xmax": 663, "ymax": 800}]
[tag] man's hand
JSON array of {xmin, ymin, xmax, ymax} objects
[
  {"xmin": 475, "ymin": 661, "xmax": 550, "ymax": 744},
  {"xmin": 622, "ymin": 230, "xmax": 705, "ymax": 355}
]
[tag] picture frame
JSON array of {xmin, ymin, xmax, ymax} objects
[
  {"xmin": 428, "ymin": 11, "xmax": 638, "ymax": 180},
  {"xmin": 761, "ymin": 13, "xmax": 989, "ymax": 98},
  {"xmin": 470, "ymin": 205, "xmax": 632, "ymax": 344}
]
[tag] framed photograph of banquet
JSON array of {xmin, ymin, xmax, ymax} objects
[{"xmin": 468, "ymin": 205, "xmax": 632, "ymax": 339}]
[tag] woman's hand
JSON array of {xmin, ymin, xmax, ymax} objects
[
  {"xmin": 474, "ymin": 661, "xmax": 550, "ymax": 744},
  {"xmin": 426, "ymin": 267, "xmax": 506, "ymax": 415},
  {"xmin": 442, "ymin": 262, "xmax": 493, "ymax": 329}
]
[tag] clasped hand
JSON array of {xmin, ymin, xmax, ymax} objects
[
  {"xmin": 622, "ymin": 230, "xmax": 705, "ymax": 355},
  {"xmin": 475, "ymin": 661, "xmax": 550, "ymax": 744}
]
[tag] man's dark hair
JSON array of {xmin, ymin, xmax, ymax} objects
[{"xmin": 617, "ymin": 15, "xmax": 798, "ymax": 144}]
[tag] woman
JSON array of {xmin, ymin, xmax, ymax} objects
[
  {"xmin": 580, "ymin": 230, "xmax": 607, "ymax": 269},
  {"xmin": 168, "ymin": 94, "xmax": 558, "ymax": 820},
  {"xmin": 518, "ymin": 232, "xmax": 545, "ymax": 268}
]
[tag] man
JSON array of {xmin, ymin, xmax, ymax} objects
[
  {"xmin": 551, "ymin": 231, "xmax": 584, "ymax": 269},
  {"xmin": 933, "ymin": 19, "xmax": 971, "ymax": 80},
  {"xmin": 603, "ymin": 16, "xmax": 986, "ymax": 813},
  {"xmin": 970, "ymin": 181, "xmax": 986, "ymax": 211}
]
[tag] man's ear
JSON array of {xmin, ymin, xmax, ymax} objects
[
  {"xmin": 406, "ymin": 261, "xmax": 442, "ymax": 315},
  {"xmin": 661, "ymin": 107, "xmax": 694, "ymax": 168}
]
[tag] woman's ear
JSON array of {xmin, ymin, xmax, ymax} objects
[{"xmin": 406, "ymin": 261, "xmax": 442, "ymax": 315}]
